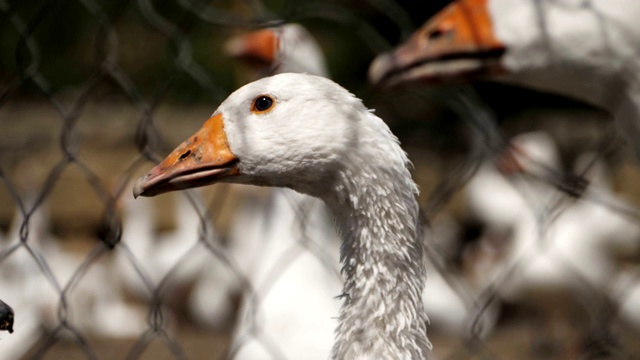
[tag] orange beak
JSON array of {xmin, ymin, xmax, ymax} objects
[
  {"xmin": 368, "ymin": 0, "xmax": 505, "ymax": 86},
  {"xmin": 224, "ymin": 27, "xmax": 279, "ymax": 66},
  {"xmin": 133, "ymin": 113, "xmax": 239, "ymax": 198}
]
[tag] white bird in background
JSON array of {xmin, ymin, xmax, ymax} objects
[
  {"xmin": 477, "ymin": 132, "xmax": 568, "ymax": 294},
  {"xmin": 573, "ymin": 152, "xmax": 640, "ymax": 330},
  {"xmin": 422, "ymin": 217, "xmax": 501, "ymax": 340},
  {"xmin": 229, "ymin": 190, "xmax": 342, "ymax": 360},
  {"xmin": 0, "ymin": 202, "xmax": 45, "ymax": 360},
  {"xmin": 438, "ymin": 132, "xmax": 564, "ymax": 342},
  {"xmin": 610, "ymin": 267, "xmax": 640, "ymax": 331},
  {"xmin": 206, "ymin": 23, "xmax": 343, "ymax": 358},
  {"xmin": 369, "ymin": 0, "xmax": 640, "ymax": 343},
  {"xmin": 569, "ymin": 152, "xmax": 640, "ymax": 265},
  {"xmin": 0, "ymin": 197, "xmax": 147, "ymax": 359},
  {"xmin": 224, "ymin": 23, "xmax": 329, "ymax": 80},
  {"xmin": 369, "ymin": 0, "xmax": 640, "ymax": 159},
  {"xmin": 133, "ymin": 73, "xmax": 432, "ymax": 359},
  {"xmin": 116, "ymin": 187, "xmax": 156, "ymax": 299},
  {"xmin": 116, "ymin": 188, "xmax": 220, "ymax": 310},
  {"xmin": 466, "ymin": 131, "xmax": 640, "ymax": 353},
  {"xmin": 493, "ymin": 136, "xmax": 640, "ymax": 300},
  {"xmin": 464, "ymin": 130, "xmax": 565, "ymax": 260}
]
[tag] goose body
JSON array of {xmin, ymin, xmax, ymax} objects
[
  {"xmin": 134, "ymin": 73, "xmax": 431, "ymax": 359},
  {"xmin": 473, "ymin": 133, "xmax": 640, "ymax": 327},
  {"xmin": 611, "ymin": 267, "xmax": 640, "ymax": 331},
  {"xmin": 229, "ymin": 192, "xmax": 341, "ymax": 359},
  {"xmin": 0, "ymin": 207, "xmax": 46, "ymax": 359},
  {"xmin": 117, "ymin": 190, "xmax": 215, "ymax": 299},
  {"xmin": 0, "ymin": 201, "xmax": 146, "ymax": 359},
  {"xmin": 369, "ymin": 0, "xmax": 640, "ymax": 158}
]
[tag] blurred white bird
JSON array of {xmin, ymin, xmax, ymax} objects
[
  {"xmin": 116, "ymin": 188, "xmax": 220, "ymax": 305},
  {"xmin": 422, "ymin": 217, "xmax": 500, "ymax": 340},
  {"xmin": 369, "ymin": 0, "xmax": 640, "ymax": 160},
  {"xmin": 610, "ymin": 267, "xmax": 640, "ymax": 331},
  {"xmin": 0, "ymin": 196, "xmax": 147, "ymax": 359},
  {"xmin": 228, "ymin": 190, "xmax": 342, "ymax": 360},
  {"xmin": 215, "ymin": 23, "xmax": 343, "ymax": 359},
  {"xmin": 465, "ymin": 132, "xmax": 640, "ymax": 355},
  {"xmin": 225, "ymin": 23, "xmax": 329, "ymax": 79}
]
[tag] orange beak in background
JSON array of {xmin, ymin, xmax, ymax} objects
[
  {"xmin": 223, "ymin": 27, "xmax": 279, "ymax": 67},
  {"xmin": 368, "ymin": 0, "xmax": 505, "ymax": 86},
  {"xmin": 133, "ymin": 113, "xmax": 239, "ymax": 198}
]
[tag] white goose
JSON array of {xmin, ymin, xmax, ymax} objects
[
  {"xmin": 214, "ymin": 23, "xmax": 343, "ymax": 358},
  {"xmin": 0, "ymin": 199, "xmax": 146, "ymax": 359},
  {"xmin": 225, "ymin": 23, "xmax": 329, "ymax": 79},
  {"xmin": 421, "ymin": 218, "xmax": 500, "ymax": 340},
  {"xmin": 228, "ymin": 22, "xmax": 492, "ymax": 344},
  {"xmin": 369, "ymin": 0, "xmax": 640, "ymax": 158},
  {"xmin": 610, "ymin": 266, "xmax": 640, "ymax": 331},
  {"xmin": 0, "ymin": 204, "xmax": 45, "ymax": 359},
  {"xmin": 133, "ymin": 73, "xmax": 432, "ymax": 359},
  {"xmin": 116, "ymin": 188, "xmax": 217, "ymax": 305},
  {"xmin": 228, "ymin": 190, "xmax": 342, "ymax": 359},
  {"xmin": 476, "ymin": 133, "xmax": 640, "ymax": 353}
]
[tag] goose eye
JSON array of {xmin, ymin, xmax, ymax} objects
[{"xmin": 251, "ymin": 95, "xmax": 275, "ymax": 113}]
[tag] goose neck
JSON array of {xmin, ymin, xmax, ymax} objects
[{"xmin": 326, "ymin": 162, "xmax": 431, "ymax": 359}]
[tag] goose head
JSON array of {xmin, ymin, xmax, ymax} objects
[
  {"xmin": 133, "ymin": 73, "xmax": 387, "ymax": 200},
  {"xmin": 369, "ymin": 0, "xmax": 640, "ymax": 109},
  {"xmin": 224, "ymin": 24, "xmax": 328, "ymax": 77},
  {"xmin": 369, "ymin": 0, "xmax": 505, "ymax": 85}
]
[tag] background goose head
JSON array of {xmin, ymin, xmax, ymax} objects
[
  {"xmin": 225, "ymin": 24, "xmax": 329, "ymax": 78},
  {"xmin": 134, "ymin": 73, "xmax": 396, "ymax": 200},
  {"xmin": 369, "ymin": 0, "xmax": 640, "ymax": 110}
]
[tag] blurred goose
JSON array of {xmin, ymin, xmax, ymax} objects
[
  {"xmin": 229, "ymin": 190, "xmax": 342, "ymax": 359},
  {"xmin": 460, "ymin": 132, "xmax": 583, "ymax": 354},
  {"xmin": 209, "ymin": 23, "xmax": 343, "ymax": 357},
  {"xmin": 117, "ymin": 189, "xmax": 217, "ymax": 302},
  {"xmin": 466, "ymin": 131, "xmax": 562, "ymax": 238},
  {"xmin": 225, "ymin": 23, "xmax": 329, "ymax": 79},
  {"xmin": 610, "ymin": 267, "xmax": 640, "ymax": 331},
  {"xmin": 0, "ymin": 199, "xmax": 146, "ymax": 359},
  {"xmin": 369, "ymin": 0, "xmax": 640, "ymax": 158},
  {"xmin": 25, "ymin": 203, "xmax": 146, "ymax": 339},
  {"xmin": 422, "ymin": 218, "xmax": 500, "ymax": 340},
  {"xmin": 133, "ymin": 73, "xmax": 431, "ymax": 359},
  {"xmin": 476, "ymin": 133, "xmax": 640, "ymax": 354},
  {"xmin": 0, "ymin": 203, "xmax": 45, "ymax": 359}
]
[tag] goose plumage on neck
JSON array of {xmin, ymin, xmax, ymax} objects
[
  {"xmin": 134, "ymin": 73, "xmax": 431, "ymax": 359},
  {"xmin": 328, "ymin": 136, "xmax": 427, "ymax": 359}
]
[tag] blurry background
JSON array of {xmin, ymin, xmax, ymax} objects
[{"xmin": 1, "ymin": 0, "xmax": 640, "ymax": 359}]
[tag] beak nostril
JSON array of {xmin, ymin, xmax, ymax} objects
[
  {"xmin": 179, "ymin": 150, "xmax": 191, "ymax": 161},
  {"xmin": 425, "ymin": 27, "xmax": 450, "ymax": 42}
]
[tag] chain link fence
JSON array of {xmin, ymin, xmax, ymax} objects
[{"xmin": 1, "ymin": 0, "xmax": 640, "ymax": 359}]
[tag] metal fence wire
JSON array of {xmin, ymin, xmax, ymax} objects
[{"xmin": 1, "ymin": 0, "xmax": 640, "ymax": 359}]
